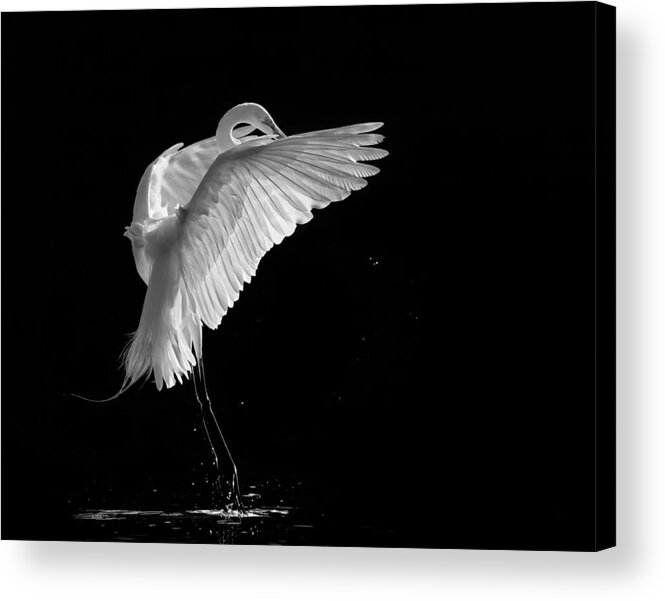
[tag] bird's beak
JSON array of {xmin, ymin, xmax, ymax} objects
[{"xmin": 262, "ymin": 117, "xmax": 286, "ymax": 138}]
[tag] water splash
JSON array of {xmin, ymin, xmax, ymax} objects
[{"xmin": 73, "ymin": 501, "xmax": 293, "ymax": 544}]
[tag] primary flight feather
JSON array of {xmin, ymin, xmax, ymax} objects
[{"xmin": 121, "ymin": 102, "xmax": 388, "ymax": 392}]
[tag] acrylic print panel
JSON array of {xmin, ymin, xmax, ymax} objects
[{"xmin": 1, "ymin": 2, "xmax": 615, "ymax": 551}]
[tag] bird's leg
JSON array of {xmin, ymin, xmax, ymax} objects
[
  {"xmin": 192, "ymin": 370, "xmax": 225, "ymax": 510},
  {"xmin": 197, "ymin": 358, "xmax": 245, "ymax": 515}
]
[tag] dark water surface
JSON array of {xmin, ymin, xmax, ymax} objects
[{"xmin": 37, "ymin": 480, "xmax": 400, "ymax": 547}]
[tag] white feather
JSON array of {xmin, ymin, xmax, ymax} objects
[{"xmin": 123, "ymin": 105, "xmax": 387, "ymax": 391}]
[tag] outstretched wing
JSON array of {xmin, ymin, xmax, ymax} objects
[{"xmin": 176, "ymin": 123, "xmax": 388, "ymax": 330}]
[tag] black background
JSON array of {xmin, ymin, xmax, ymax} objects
[{"xmin": 2, "ymin": 3, "xmax": 608, "ymax": 550}]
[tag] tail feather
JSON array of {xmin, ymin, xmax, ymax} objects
[{"xmin": 123, "ymin": 251, "xmax": 202, "ymax": 391}]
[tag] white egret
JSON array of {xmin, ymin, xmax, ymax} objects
[{"xmin": 84, "ymin": 102, "xmax": 388, "ymax": 511}]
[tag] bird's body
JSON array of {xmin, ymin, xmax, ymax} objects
[
  {"xmin": 121, "ymin": 103, "xmax": 388, "ymax": 392},
  {"xmin": 77, "ymin": 103, "xmax": 387, "ymax": 511}
]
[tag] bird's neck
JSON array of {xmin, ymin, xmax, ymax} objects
[{"xmin": 216, "ymin": 104, "xmax": 260, "ymax": 153}]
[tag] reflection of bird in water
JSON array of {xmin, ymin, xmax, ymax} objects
[{"xmin": 83, "ymin": 103, "xmax": 388, "ymax": 512}]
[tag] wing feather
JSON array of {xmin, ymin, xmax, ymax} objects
[{"xmin": 177, "ymin": 123, "xmax": 387, "ymax": 332}]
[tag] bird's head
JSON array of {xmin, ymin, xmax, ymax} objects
[
  {"xmin": 238, "ymin": 102, "xmax": 286, "ymax": 138},
  {"xmin": 217, "ymin": 102, "xmax": 286, "ymax": 152}
]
